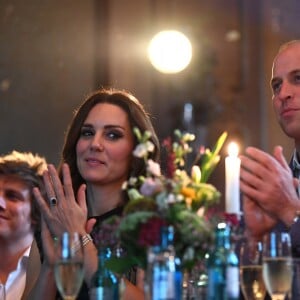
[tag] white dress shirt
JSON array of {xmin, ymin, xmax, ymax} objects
[
  {"xmin": 292, "ymin": 150, "xmax": 300, "ymax": 195},
  {"xmin": 0, "ymin": 246, "xmax": 31, "ymax": 300}
]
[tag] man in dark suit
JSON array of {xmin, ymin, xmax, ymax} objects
[{"xmin": 240, "ymin": 40, "xmax": 300, "ymax": 299}]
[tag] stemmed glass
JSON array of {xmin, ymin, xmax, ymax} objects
[
  {"xmin": 262, "ymin": 231, "xmax": 293, "ymax": 300},
  {"xmin": 0, "ymin": 283, "xmax": 5, "ymax": 300},
  {"xmin": 239, "ymin": 240, "xmax": 267, "ymax": 300},
  {"xmin": 54, "ymin": 232, "xmax": 85, "ymax": 300}
]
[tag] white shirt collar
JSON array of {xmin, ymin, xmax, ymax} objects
[{"xmin": 2, "ymin": 244, "xmax": 31, "ymax": 300}]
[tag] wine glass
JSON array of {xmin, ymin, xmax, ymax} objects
[
  {"xmin": 239, "ymin": 239, "xmax": 267, "ymax": 300},
  {"xmin": 0, "ymin": 283, "xmax": 5, "ymax": 300},
  {"xmin": 262, "ymin": 231, "xmax": 293, "ymax": 300},
  {"xmin": 291, "ymin": 258, "xmax": 300, "ymax": 299},
  {"xmin": 54, "ymin": 232, "xmax": 85, "ymax": 300}
]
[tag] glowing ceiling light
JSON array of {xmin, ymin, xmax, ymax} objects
[{"xmin": 148, "ymin": 30, "xmax": 192, "ymax": 74}]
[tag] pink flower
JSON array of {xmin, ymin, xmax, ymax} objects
[
  {"xmin": 140, "ymin": 177, "xmax": 163, "ymax": 196},
  {"xmin": 147, "ymin": 159, "xmax": 161, "ymax": 177}
]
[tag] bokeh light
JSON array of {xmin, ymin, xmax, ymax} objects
[{"xmin": 148, "ymin": 30, "xmax": 192, "ymax": 74}]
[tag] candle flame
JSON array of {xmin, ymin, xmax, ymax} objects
[{"xmin": 228, "ymin": 142, "xmax": 239, "ymax": 157}]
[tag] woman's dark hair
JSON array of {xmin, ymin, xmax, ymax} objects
[{"xmin": 58, "ymin": 88, "xmax": 160, "ymax": 194}]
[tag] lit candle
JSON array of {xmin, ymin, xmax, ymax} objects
[{"xmin": 225, "ymin": 142, "xmax": 241, "ymax": 214}]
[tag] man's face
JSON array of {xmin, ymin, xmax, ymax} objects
[
  {"xmin": 0, "ymin": 175, "xmax": 33, "ymax": 241},
  {"xmin": 271, "ymin": 43, "xmax": 300, "ymax": 141}
]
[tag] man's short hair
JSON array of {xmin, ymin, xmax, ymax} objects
[{"xmin": 278, "ymin": 39, "xmax": 300, "ymax": 53}]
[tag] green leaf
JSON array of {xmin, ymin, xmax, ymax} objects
[
  {"xmin": 200, "ymin": 131, "xmax": 227, "ymax": 182},
  {"xmin": 118, "ymin": 211, "xmax": 157, "ymax": 232},
  {"xmin": 133, "ymin": 127, "xmax": 142, "ymax": 141},
  {"xmin": 105, "ymin": 256, "xmax": 137, "ymax": 274}
]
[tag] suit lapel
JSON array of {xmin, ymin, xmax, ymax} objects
[{"xmin": 21, "ymin": 240, "xmax": 41, "ymax": 300}]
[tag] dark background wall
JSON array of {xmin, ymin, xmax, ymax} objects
[
  {"xmin": 1, "ymin": 0, "xmax": 300, "ymax": 206},
  {"xmin": 0, "ymin": 1, "xmax": 95, "ymax": 162}
]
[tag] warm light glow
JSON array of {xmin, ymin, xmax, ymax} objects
[
  {"xmin": 148, "ymin": 30, "xmax": 192, "ymax": 74},
  {"xmin": 217, "ymin": 222, "xmax": 227, "ymax": 229},
  {"xmin": 228, "ymin": 142, "xmax": 239, "ymax": 157}
]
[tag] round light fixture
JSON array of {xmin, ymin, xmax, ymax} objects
[{"xmin": 148, "ymin": 30, "xmax": 192, "ymax": 74}]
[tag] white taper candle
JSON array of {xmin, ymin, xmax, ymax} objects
[{"xmin": 225, "ymin": 142, "xmax": 241, "ymax": 214}]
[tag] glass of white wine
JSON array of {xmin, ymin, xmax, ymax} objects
[
  {"xmin": 291, "ymin": 258, "xmax": 300, "ymax": 299},
  {"xmin": 262, "ymin": 231, "xmax": 293, "ymax": 300},
  {"xmin": 240, "ymin": 239, "xmax": 267, "ymax": 300},
  {"xmin": 54, "ymin": 232, "xmax": 85, "ymax": 300},
  {"xmin": 0, "ymin": 282, "xmax": 5, "ymax": 300}
]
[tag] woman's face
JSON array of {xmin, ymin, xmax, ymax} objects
[{"xmin": 76, "ymin": 103, "xmax": 134, "ymax": 187}]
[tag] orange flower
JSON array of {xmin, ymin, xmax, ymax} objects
[{"xmin": 181, "ymin": 187, "xmax": 196, "ymax": 199}]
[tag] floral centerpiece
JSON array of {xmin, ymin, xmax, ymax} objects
[{"xmin": 102, "ymin": 128, "xmax": 227, "ymax": 273}]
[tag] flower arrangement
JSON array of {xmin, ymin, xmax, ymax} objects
[
  {"xmin": 108, "ymin": 128, "xmax": 228, "ymax": 272},
  {"xmin": 92, "ymin": 215, "xmax": 121, "ymax": 250}
]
